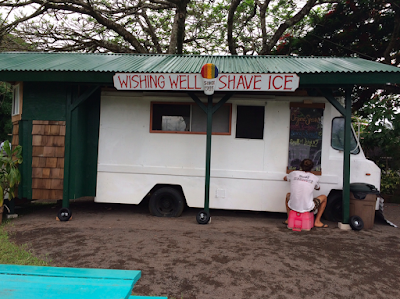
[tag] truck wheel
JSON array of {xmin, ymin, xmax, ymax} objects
[
  {"xmin": 350, "ymin": 215, "xmax": 364, "ymax": 231},
  {"xmin": 324, "ymin": 193, "xmax": 343, "ymax": 222},
  {"xmin": 149, "ymin": 187, "xmax": 185, "ymax": 217},
  {"xmin": 57, "ymin": 208, "xmax": 72, "ymax": 221},
  {"xmin": 196, "ymin": 210, "xmax": 211, "ymax": 224}
]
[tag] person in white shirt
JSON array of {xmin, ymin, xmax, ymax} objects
[{"xmin": 283, "ymin": 159, "xmax": 328, "ymax": 228}]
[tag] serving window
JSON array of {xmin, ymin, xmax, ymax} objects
[
  {"xmin": 287, "ymin": 103, "xmax": 325, "ymax": 175},
  {"xmin": 150, "ymin": 102, "xmax": 231, "ymax": 135},
  {"xmin": 235, "ymin": 105, "xmax": 265, "ymax": 139}
]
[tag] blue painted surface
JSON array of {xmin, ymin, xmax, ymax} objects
[
  {"xmin": 130, "ymin": 297, "xmax": 168, "ymax": 299},
  {"xmin": 0, "ymin": 264, "xmax": 141, "ymax": 299}
]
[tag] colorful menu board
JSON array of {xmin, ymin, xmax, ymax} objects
[{"xmin": 288, "ymin": 103, "xmax": 324, "ymax": 173}]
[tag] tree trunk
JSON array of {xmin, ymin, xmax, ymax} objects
[
  {"xmin": 168, "ymin": 0, "xmax": 189, "ymax": 54},
  {"xmin": 227, "ymin": 0, "xmax": 242, "ymax": 55}
]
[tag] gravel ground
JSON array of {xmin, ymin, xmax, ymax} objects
[{"xmin": 4, "ymin": 198, "xmax": 400, "ymax": 299}]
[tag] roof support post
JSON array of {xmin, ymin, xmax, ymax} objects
[
  {"xmin": 342, "ymin": 87, "xmax": 353, "ymax": 224},
  {"xmin": 318, "ymin": 87, "xmax": 352, "ymax": 225},
  {"xmin": 62, "ymin": 90, "xmax": 73, "ymax": 208},
  {"xmin": 204, "ymin": 95, "xmax": 213, "ymax": 212},
  {"xmin": 188, "ymin": 92, "xmax": 234, "ymax": 213},
  {"xmin": 63, "ymin": 85, "xmax": 100, "ymax": 209}
]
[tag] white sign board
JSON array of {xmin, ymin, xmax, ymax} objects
[{"xmin": 113, "ymin": 73, "xmax": 299, "ymax": 92}]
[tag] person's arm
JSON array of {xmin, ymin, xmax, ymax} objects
[
  {"xmin": 314, "ymin": 179, "xmax": 320, "ymax": 190},
  {"xmin": 283, "ymin": 176, "xmax": 287, "ymax": 181}
]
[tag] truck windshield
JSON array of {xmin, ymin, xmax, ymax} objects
[{"xmin": 331, "ymin": 117, "xmax": 360, "ymax": 154}]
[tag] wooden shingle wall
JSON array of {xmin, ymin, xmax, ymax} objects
[
  {"xmin": 31, "ymin": 120, "xmax": 66, "ymax": 200},
  {"xmin": 11, "ymin": 122, "xmax": 19, "ymax": 148}
]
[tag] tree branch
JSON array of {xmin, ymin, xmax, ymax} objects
[
  {"xmin": 141, "ymin": 9, "xmax": 163, "ymax": 53},
  {"xmin": 260, "ymin": 0, "xmax": 318, "ymax": 54},
  {"xmin": 40, "ymin": 0, "xmax": 149, "ymax": 52},
  {"xmin": 255, "ymin": 0, "xmax": 272, "ymax": 54}
]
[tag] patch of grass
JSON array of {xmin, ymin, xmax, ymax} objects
[{"xmin": 0, "ymin": 221, "xmax": 49, "ymax": 266}]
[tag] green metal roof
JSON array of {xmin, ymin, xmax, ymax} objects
[{"xmin": 0, "ymin": 52, "xmax": 399, "ymax": 86}]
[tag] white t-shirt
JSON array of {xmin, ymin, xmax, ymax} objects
[{"xmin": 287, "ymin": 171, "xmax": 320, "ymax": 213}]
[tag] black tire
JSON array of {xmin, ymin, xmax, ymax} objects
[
  {"xmin": 149, "ymin": 187, "xmax": 185, "ymax": 217},
  {"xmin": 57, "ymin": 208, "xmax": 72, "ymax": 221},
  {"xmin": 196, "ymin": 210, "xmax": 211, "ymax": 224},
  {"xmin": 350, "ymin": 215, "xmax": 364, "ymax": 231},
  {"xmin": 324, "ymin": 192, "xmax": 343, "ymax": 222}
]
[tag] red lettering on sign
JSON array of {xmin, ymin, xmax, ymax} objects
[
  {"xmin": 169, "ymin": 76, "xmax": 179, "ymax": 88},
  {"xmin": 158, "ymin": 75, "xmax": 165, "ymax": 89},
  {"xmin": 236, "ymin": 75, "xmax": 245, "ymax": 89},
  {"xmin": 118, "ymin": 76, "xmax": 128, "ymax": 88},
  {"xmin": 179, "ymin": 75, "xmax": 187, "ymax": 89},
  {"xmin": 149, "ymin": 75, "xmax": 157, "ymax": 88},
  {"xmin": 219, "ymin": 75, "xmax": 227, "ymax": 89},
  {"xmin": 284, "ymin": 75, "xmax": 293, "ymax": 90},
  {"xmin": 194, "ymin": 75, "xmax": 201, "ymax": 90},
  {"xmin": 131, "ymin": 75, "xmax": 139, "ymax": 88},
  {"xmin": 244, "ymin": 76, "xmax": 253, "ymax": 89},
  {"xmin": 272, "ymin": 76, "xmax": 283, "ymax": 90},
  {"xmin": 254, "ymin": 75, "xmax": 261, "ymax": 90},
  {"xmin": 228, "ymin": 75, "xmax": 235, "ymax": 89},
  {"xmin": 139, "ymin": 76, "xmax": 147, "ymax": 88},
  {"xmin": 114, "ymin": 73, "xmax": 297, "ymax": 91}
]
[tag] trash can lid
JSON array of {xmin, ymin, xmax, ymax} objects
[{"xmin": 350, "ymin": 183, "xmax": 379, "ymax": 194}]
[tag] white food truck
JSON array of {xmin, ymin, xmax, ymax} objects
[{"xmin": 95, "ymin": 87, "xmax": 380, "ymax": 223}]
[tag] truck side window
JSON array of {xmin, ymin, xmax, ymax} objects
[
  {"xmin": 235, "ymin": 105, "xmax": 265, "ymax": 139},
  {"xmin": 331, "ymin": 117, "xmax": 360, "ymax": 154},
  {"xmin": 151, "ymin": 102, "xmax": 231, "ymax": 134}
]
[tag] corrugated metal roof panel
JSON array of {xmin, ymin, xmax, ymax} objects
[{"xmin": 0, "ymin": 52, "xmax": 399, "ymax": 74}]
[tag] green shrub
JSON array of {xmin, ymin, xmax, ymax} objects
[{"xmin": 380, "ymin": 169, "xmax": 400, "ymax": 195}]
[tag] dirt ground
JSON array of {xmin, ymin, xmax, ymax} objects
[{"xmin": 4, "ymin": 198, "xmax": 400, "ymax": 299}]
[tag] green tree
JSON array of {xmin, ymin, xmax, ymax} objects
[
  {"xmin": 356, "ymin": 95, "xmax": 400, "ymax": 170},
  {"xmin": 275, "ymin": 0, "xmax": 400, "ymax": 110},
  {"xmin": 0, "ymin": 140, "xmax": 22, "ymax": 209},
  {"xmin": 354, "ymin": 95, "xmax": 400, "ymax": 194},
  {"xmin": 0, "ymin": 0, "xmax": 334, "ymax": 55},
  {"xmin": 276, "ymin": 0, "xmax": 399, "ymax": 62}
]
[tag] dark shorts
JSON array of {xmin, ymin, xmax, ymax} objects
[{"xmin": 311, "ymin": 198, "xmax": 321, "ymax": 212}]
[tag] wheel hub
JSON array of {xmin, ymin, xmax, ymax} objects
[
  {"xmin": 157, "ymin": 196, "xmax": 174, "ymax": 213},
  {"xmin": 161, "ymin": 198, "xmax": 172, "ymax": 209}
]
